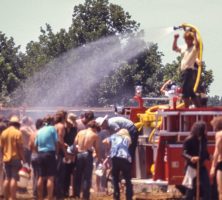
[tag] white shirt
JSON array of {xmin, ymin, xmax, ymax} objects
[{"xmin": 181, "ymin": 45, "xmax": 197, "ymax": 71}]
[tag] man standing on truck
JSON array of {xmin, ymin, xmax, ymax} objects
[{"xmin": 173, "ymin": 28, "xmax": 200, "ymax": 108}]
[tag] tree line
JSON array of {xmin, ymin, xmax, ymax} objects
[{"xmin": 0, "ymin": 0, "xmax": 219, "ymax": 107}]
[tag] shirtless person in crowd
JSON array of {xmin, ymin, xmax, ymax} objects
[
  {"xmin": 76, "ymin": 111, "xmax": 94, "ymax": 132},
  {"xmin": 210, "ymin": 116, "xmax": 222, "ymax": 200},
  {"xmin": 54, "ymin": 110, "xmax": 67, "ymax": 198},
  {"xmin": 74, "ymin": 120, "xmax": 100, "ymax": 200}
]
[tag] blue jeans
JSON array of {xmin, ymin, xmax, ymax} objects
[
  {"xmin": 128, "ymin": 125, "xmax": 139, "ymax": 162},
  {"xmin": 74, "ymin": 151, "xmax": 93, "ymax": 200},
  {"xmin": 54, "ymin": 152, "xmax": 65, "ymax": 198},
  {"xmin": 112, "ymin": 157, "xmax": 133, "ymax": 200},
  {"xmin": 64, "ymin": 162, "xmax": 75, "ymax": 196}
]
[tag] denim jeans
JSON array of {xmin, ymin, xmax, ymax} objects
[
  {"xmin": 128, "ymin": 125, "xmax": 139, "ymax": 162},
  {"xmin": 64, "ymin": 162, "xmax": 75, "ymax": 196},
  {"xmin": 112, "ymin": 157, "xmax": 133, "ymax": 200},
  {"xmin": 74, "ymin": 151, "xmax": 93, "ymax": 200},
  {"xmin": 54, "ymin": 153, "xmax": 65, "ymax": 198}
]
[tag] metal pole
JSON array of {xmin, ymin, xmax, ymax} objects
[{"xmin": 196, "ymin": 160, "xmax": 200, "ymax": 200}]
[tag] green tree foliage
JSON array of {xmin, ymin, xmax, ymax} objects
[
  {"xmin": 208, "ymin": 95, "xmax": 222, "ymax": 106},
  {"xmin": 161, "ymin": 56, "xmax": 213, "ymax": 94},
  {"xmin": 23, "ymin": 24, "xmax": 72, "ymax": 76},
  {"xmin": 69, "ymin": 0, "xmax": 139, "ymax": 46},
  {"xmin": 0, "ymin": 32, "xmax": 24, "ymax": 104},
  {"xmin": 0, "ymin": 0, "xmax": 215, "ymax": 107},
  {"xmin": 93, "ymin": 43, "xmax": 164, "ymax": 106}
]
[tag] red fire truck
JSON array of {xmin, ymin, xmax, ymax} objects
[{"xmin": 121, "ymin": 93, "xmax": 221, "ymax": 186}]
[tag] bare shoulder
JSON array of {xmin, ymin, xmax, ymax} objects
[
  {"xmin": 77, "ymin": 129, "xmax": 86, "ymax": 138},
  {"xmin": 55, "ymin": 122, "xmax": 65, "ymax": 130},
  {"xmin": 94, "ymin": 132, "xmax": 99, "ymax": 139}
]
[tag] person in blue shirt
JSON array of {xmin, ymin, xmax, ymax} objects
[
  {"xmin": 35, "ymin": 115, "xmax": 58, "ymax": 200},
  {"xmin": 96, "ymin": 115, "xmax": 139, "ymax": 163},
  {"xmin": 103, "ymin": 128, "xmax": 133, "ymax": 200}
]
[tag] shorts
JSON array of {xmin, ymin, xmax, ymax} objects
[
  {"xmin": 4, "ymin": 159, "xmax": 22, "ymax": 181},
  {"xmin": 37, "ymin": 151, "xmax": 56, "ymax": 177},
  {"xmin": 181, "ymin": 68, "xmax": 196, "ymax": 99},
  {"xmin": 217, "ymin": 161, "xmax": 222, "ymax": 171}
]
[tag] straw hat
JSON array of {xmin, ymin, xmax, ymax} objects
[
  {"xmin": 67, "ymin": 113, "xmax": 77, "ymax": 126},
  {"xmin": 9, "ymin": 115, "xmax": 20, "ymax": 124}
]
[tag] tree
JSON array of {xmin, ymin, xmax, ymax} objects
[
  {"xmin": 208, "ymin": 95, "xmax": 222, "ymax": 106},
  {"xmin": 69, "ymin": 0, "xmax": 139, "ymax": 46},
  {"xmin": 90, "ymin": 42, "xmax": 164, "ymax": 106},
  {"xmin": 22, "ymin": 24, "xmax": 72, "ymax": 76},
  {"xmin": 161, "ymin": 56, "xmax": 213, "ymax": 94},
  {"xmin": 0, "ymin": 32, "xmax": 24, "ymax": 104},
  {"xmin": 4, "ymin": 0, "xmax": 215, "ymax": 107},
  {"xmin": 12, "ymin": 0, "xmax": 141, "ymax": 107}
]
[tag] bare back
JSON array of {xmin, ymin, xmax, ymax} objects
[{"xmin": 75, "ymin": 128, "xmax": 99, "ymax": 155}]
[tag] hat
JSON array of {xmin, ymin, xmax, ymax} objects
[
  {"xmin": 9, "ymin": 115, "xmax": 20, "ymax": 124},
  {"xmin": 67, "ymin": 113, "xmax": 77, "ymax": 126},
  {"xmin": 171, "ymin": 85, "xmax": 177, "ymax": 90},
  {"xmin": 95, "ymin": 115, "xmax": 108, "ymax": 126}
]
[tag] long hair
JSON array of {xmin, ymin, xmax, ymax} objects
[
  {"xmin": 190, "ymin": 121, "xmax": 207, "ymax": 139},
  {"xmin": 117, "ymin": 128, "xmax": 132, "ymax": 145},
  {"xmin": 87, "ymin": 120, "xmax": 100, "ymax": 132}
]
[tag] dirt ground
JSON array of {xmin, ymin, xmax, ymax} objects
[
  {"xmin": 14, "ymin": 171, "xmax": 183, "ymax": 200},
  {"xmin": 16, "ymin": 192, "xmax": 182, "ymax": 200},
  {"xmin": 15, "ymin": 184, "xmax": 183, "ymax": 200}
]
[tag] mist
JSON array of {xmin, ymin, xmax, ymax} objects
[{"xmin": 12, "ymin": 34, "xmax": 149, "ymax": 107}]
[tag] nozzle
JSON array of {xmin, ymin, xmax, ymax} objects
[{"xmin": 173, "ymin": 26, "xmax": 183, "ymax": 31}]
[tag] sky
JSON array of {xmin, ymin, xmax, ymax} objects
[{"xmin": 0, "ymin": 0, "xmax": 221, "ymax": 96}]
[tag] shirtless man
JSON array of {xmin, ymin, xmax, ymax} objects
[
  {"xmin": 76, "ymin": 111, "xmax": 94, "ymax": 131},
  {"xmin": 210, "ymin": 116, "xmax": 222, "ymax": 200},
  {"xmin": 54, "ymin": 110, "xmax": 67, "ymax": 198},
  {"xmin": 74, "ymin": 120, "xmax": 100, "ymax": 200}
]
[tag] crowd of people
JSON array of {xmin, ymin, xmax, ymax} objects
[
  {"xmin": 0, "ymin": 110, "xmax": 139, "ymax": 200},
  {"xmin": 1, "ymin": 112, "xmax": 222, "ymax": 200},
  {"xmin": 0, "ymin": 25, "xmax": 220, "ymax": 200}
]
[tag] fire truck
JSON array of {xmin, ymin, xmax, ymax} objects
[
  {"xmin": 121, "ymin": 95, "xmax": 221, "ymax": 185},
  {"xmin": 120, "ymin": 23, "xmax": 220, "ymax": 187}
]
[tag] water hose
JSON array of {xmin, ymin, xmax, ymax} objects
[
  {"xmin": 134, "ymin": 24, "xmax": 203, "ymax": 142},
  {"xmin": 174, "ymin": 23, "xmax": 203, "ymax": 108}
]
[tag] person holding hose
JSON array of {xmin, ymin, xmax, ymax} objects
[{"xmin": 173, "ymin": 26, "xmax": 200, "ymax": 108}]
